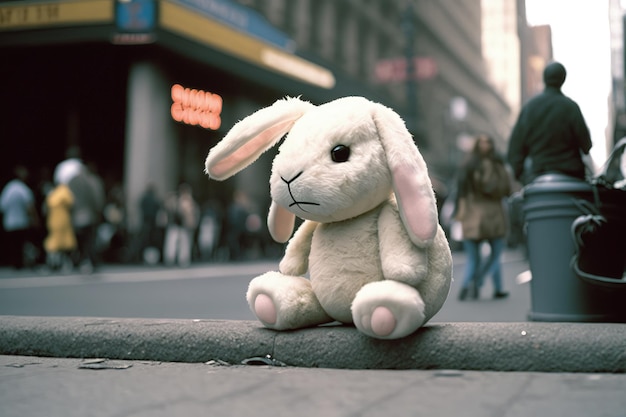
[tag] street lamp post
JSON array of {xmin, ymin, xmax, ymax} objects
[
  {"xmin": 448, "ymin": 96, "xmax": 468, "ymax": 176},
  {"xmin": 402, "ymin": 1, "xmax": 418, "ymax": 137}
]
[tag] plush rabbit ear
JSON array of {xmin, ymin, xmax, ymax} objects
[
  {"xmin": 372, "ymin": 103, "xmax": 438, "ymax": 248},
  {"xmin": 205, "ymin": 96, "xmax": 314, "ymax": 180},
  {"xmin": 267, "ymin": 200, "xmax": 295, "ymax": 243}
]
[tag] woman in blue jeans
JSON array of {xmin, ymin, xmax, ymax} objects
[
  {"xmin": 455, "ymin": 135, "xmax": 512, "ymax": 300},
  {"xmin": 461, "ymin": 237, "xmax": 507, "ymax": 299}
]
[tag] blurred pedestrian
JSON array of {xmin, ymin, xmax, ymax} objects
[
  {"xmin": 35, "ymin": 166, "xmax": 55, "ymax": 211},
  {"xmin": 0, "ymin": 165, "xmax": 39, "ymax": 269},
  {"xmin": 197, "ymin": 199, "xmax": 222, "ymax": 261},
  {"xmin": 138, "ymin": 183, "xmax": 163, "ymax": 264},
  {"xmin": 54, "ymin": 146, "xmax": 84, "ymax": 186},
  {"xmin": 455, "ymin": 135, "xmax": 512, "ymax": 300},
  {"xmin": 33, "ymin": 166, "xmax": 55, "ymax": 264},
  {"xmin": 226, "ymin": 190, "xmax": 251, "ymax": 261},
  {"xmin": 68, "ymin": 162, "xmax": 105, "ymax": 273},
  {"xmin": 163, "ymin": 183, "xmax": 200, "ymax": 267},
  {"xmin": 44, "ymin": 181, "xmax": 76, "ymax": 272},
  {"xmin": 507, "ymin": 61, "xmax": 593, "ymax": 184},
  {"xmin": 99, "ymin": 183, "xmax": 127, "ymax": 263}
]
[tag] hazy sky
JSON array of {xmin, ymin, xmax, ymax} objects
[{"xmin": 525, "ymin": 0, "xmax": 612, "ymax": 167}]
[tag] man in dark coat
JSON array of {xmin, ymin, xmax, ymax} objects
[{"xmin": 507, "ymin": 62, "xmax": 592, "ymax": 184}]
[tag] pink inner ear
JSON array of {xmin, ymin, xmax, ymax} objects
[
  {"xmin": 208, "ymin": 133, "xmax": 278, "ymax": 179},
  {"xmin": 393, "ymin": 166, "xmax": 437, "ymax": 246},
  {"xmin": 208, "ymin": 120, "xmax": 297, "ymax": 180},
  {"xmin": 208, "ymin": 137, "xmax": 266, "ymax": 179}
]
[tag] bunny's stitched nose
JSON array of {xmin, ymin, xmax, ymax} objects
[
  {"xmin": 281, "ymin": 171, "xmax": 303, "ymax": 185},
  {"xmin": 281, "ymin": 172, "xmax": 320, "ymax": 212}
]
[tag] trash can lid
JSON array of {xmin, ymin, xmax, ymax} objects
[{"xmin": 523, "ymin": 173, "xmax": 592, "ymax": 195}]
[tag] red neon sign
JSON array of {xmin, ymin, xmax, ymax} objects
[{"xmin": 171, "ymin": 84, "xmax": 222, "ymax": 130}]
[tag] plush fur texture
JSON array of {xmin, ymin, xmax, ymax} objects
[{"xmin": 205, "ymin": 96, "xmax": 452, "ymax": 340}]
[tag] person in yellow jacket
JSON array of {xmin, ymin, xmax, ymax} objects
[{"xmin": 44, "ymin": 183, "xmax": 77, "ymax": 271}]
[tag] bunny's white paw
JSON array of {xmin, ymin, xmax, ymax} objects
[
  {"xmin": 247, "ymin": 271, "xmax": 332, "ymax": 330},
  {"xmin": 351, "ymin": 280, "xmax": 425, "ymax": 339}
]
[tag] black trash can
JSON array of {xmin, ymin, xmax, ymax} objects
[{"xmin": 522, "ymin": 174, "xmax": 626, "ymax": 322}]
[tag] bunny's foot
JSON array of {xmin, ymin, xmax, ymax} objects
[
  {"xmin": 351, "ymin": 280, "xmax": 425, "ymax": 339},
  {"xmin": 247, "ymin": 271, "xmax": 332, "ymax": 330}
]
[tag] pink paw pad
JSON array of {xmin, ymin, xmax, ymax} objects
[
  {"xmin": 254, "ymin": 294, "xmax": 277, "ymax": 325},
  {"xmin": 370, "ymin": 306, "xmax": 396, "ymax": 337}
]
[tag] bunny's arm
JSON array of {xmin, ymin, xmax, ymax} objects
[
  {"xmin": 279, "ymin": 219, "xmax": 319, "ymax": 276},
  {"xmin": 378, "ymin": 201, "xmax": 429, "ymax": 287}
]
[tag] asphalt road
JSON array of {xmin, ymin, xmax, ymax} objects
[{"xmin": 0, "ymin": 248, "xmax": 531, "ymax": 323}]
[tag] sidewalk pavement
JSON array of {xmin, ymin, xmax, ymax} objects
[
  {"xmin": 2, "ymin": 250, "xmax": 626, "ymax": 416},
  {"xmin": 2, "ymin": 354, "xmax": 626, "ymax": 417},
  {"xmin": 0, "ymin": 316, "xmax": 626, "ymax": 417},
  {"xmin": 1, "ymin": 317, "xmax": 626, "ymax": 417}
]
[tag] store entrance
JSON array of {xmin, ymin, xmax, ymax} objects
[{"xmin": 1, "ymin": 44, "xmax": 128, "ymax": 191}]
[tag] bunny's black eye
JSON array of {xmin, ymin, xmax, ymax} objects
[{"xmin": 331, "ymin": 144, "xmax": 350, "ymax": 163}]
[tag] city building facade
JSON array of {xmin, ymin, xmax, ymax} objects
[
  {"xmin": 1, "ymin": 0, "xmax": 514, "ymax": 233},
  {"xmin": 610, "ymin": 0, "xmax": 626, "ymax": 147}
]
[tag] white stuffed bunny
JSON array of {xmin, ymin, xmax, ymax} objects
[{"xmin": 205, "ymin": 96, "xmax": 452, "ymax": 339}]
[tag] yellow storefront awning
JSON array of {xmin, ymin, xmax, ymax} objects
[
  {"xmin": 159, "ymin": 0, "xmax": 335, "ymax": 89},
  {"xmin": 0, "ymin": 0, "xmax": 335, "ymax": 90},
  {"xmin": 0, "ymin": 0, "xmax": 114, "ymax": 31}
]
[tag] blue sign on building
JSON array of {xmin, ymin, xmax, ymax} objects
[
  {"xmin": 175, "ymin": 0, "xmax": 295, "ymax": 51},
  {"xmin": 116, "ymin": 0, "xmax": 156, "ymax": 32}
]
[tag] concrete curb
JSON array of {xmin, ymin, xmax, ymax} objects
[{"xmin": 1, "ymin": 316, "xmax": 625, "ymax": 372}]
